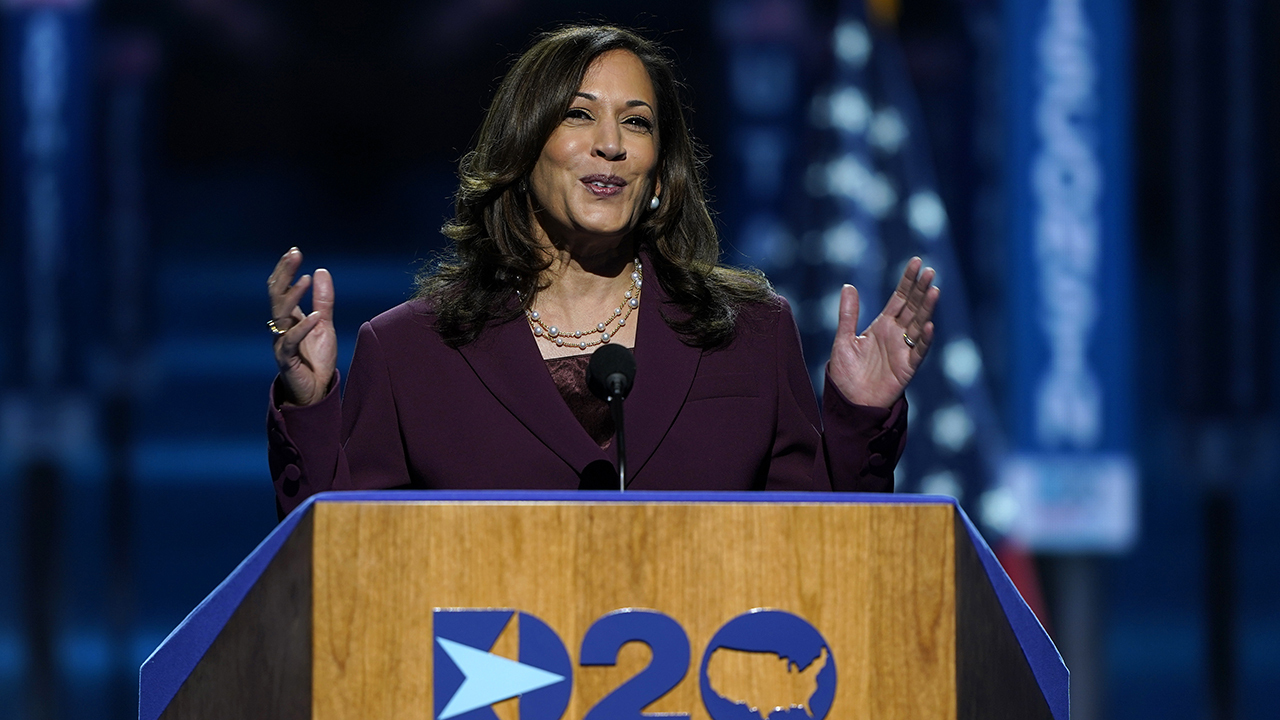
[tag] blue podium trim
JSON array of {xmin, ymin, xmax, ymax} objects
[
  {"xmin": 955, "ymin": 504, "xmax": 1069, "ymax": 719},
  {"xmin": 137, "ymin": 492, "xmax": 318, "ymax": 720},
  {"xmin": 138, "ymin": 491, "xmax": 1067, "ymax": 720}
]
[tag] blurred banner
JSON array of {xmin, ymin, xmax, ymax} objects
[
  {"xmin": 3, "ymin": 2, "xmax": 98, "ymax": 719},
  {"xmin": 1001, "ymin": 0, "xmax": 1137, "ymax": 552},
  {"xmin": 2, "ymin": 0, "xmax": 95, "ymax": 394}
]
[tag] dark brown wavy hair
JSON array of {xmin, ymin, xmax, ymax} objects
[{"xmin": 416, "ymin": 24, "xmax": 775, "ymax": 348}]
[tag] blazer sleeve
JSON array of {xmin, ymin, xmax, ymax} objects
[
  {"xmin": 765, "ymin": 300, "xmax": 907, "ymax": 492},
  {"xmin": 267, "ymin": 321, "xmax": 411, "ymax": 518}
]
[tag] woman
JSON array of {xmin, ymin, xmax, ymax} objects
[{"xmin": 265, "ymin": 25, "xmax": 938, "ymax": 518}]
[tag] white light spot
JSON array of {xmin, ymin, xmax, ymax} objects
[
  {"xmin": 943, "ymin": 338, "xmax": 983, "ymax": 389},
  {"xmin": 864, "ymin": 173, "xmax": 897, "ymax": 219},
  {"xmin": 920, "ymin": 470, "xmax": 964, "ymax": 501},
  {"xmin": 980, "ymin": 487, "xmax": 1020, "ymax": 535},
  {"xmin": 869, "ymin": 107, "xmax": 908, "ymax": 153},
  {"xmin": 931, "ymin": 404, "xmax": 974, "ymax": 453},
  {"xmin": 829, "ymin": 86, "xmax": 870, "ymax": 134},
  {"xmin": 825, "ymin": 155, "xmax": 868, "ymax": 196},
  {"xmin": 908, "ymin": 191, "xmax": 948, "ymax": 240},
  {"xmin": 834, "ymin": 21, "xmax": 872, "ymax": 68},
  {"xmin": 822, "ymin": 222, "xmax": 868, "ymax": 266},
  {"xmin": 826, "ymin": 155, "xmax": 898, "ymax": 218}
]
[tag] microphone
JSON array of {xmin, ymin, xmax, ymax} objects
[{"xmin": 587, "ymin": 344, "xmax": 636, "ymax": 491}]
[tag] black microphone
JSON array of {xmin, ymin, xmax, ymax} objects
[{"xmin": 587, "ymin": 344, "xmax": 636, "ymax": 491}]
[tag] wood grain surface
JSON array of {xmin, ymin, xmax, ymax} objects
[{"xmin": 310, "ymin": 500, "xmax": 956, "ymax": 720}]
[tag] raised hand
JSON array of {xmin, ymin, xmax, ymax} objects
[
  {"xmin": 268, "ymin": 248, "xmax": 337, "ymax": 406},
  {"xmin": 827, "ymin": 257, "xmax": 940, "ymax": 409}
]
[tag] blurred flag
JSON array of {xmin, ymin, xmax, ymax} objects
[
  {"xmin": 715, "ymin": 0, "xmax": 1061, "ymax": 629},
  {"xmin": 763, "ymin": 1, "xmax": 1007, "ymax": 523},
  {"xmin": 783, "ymin": 0, "xmax": 1049, "ymax": 626}
]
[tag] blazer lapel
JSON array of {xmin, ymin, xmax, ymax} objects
[
  {"xmin": 455, "ymin": 264, "xmax": 701, "ymax": 484},
  {"xmin": 626, "ymin": 274, "xmax": 701, "ymax": 481},
  {"xmin": 457, "ymin": 313, "xmax": 609, "ymax": 475}
]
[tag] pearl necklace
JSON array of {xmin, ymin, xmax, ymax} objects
[{"xmin": 523, "ymin": 258, "xmax": 642, "ymax": 350}]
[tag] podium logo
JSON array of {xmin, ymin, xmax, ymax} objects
[
  {"xmin": 700, "ymin": 611, "xmax": 836, "ymax": 720},
  {"xmin": 433, "ymin": 609, "xmax": 573, "ymax": 720},
  {"xmin": 433, "ymin": 608, "xmax": 834, "ymax": 720}
]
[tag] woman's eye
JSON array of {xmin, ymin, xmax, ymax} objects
[
  {"xmin": 565, "ymin": 108, "xmax": 592, "ymax": 120},
  {"xmin": 624, "ymin": 116, "xmax": 654, "ymax": 132}
]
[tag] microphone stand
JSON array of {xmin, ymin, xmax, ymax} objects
[
  {"xmin": 587, "ymin": 344, "xmax": 636, "ymax": 492},
  {"xmin": 606, "ymin": 376, "xmax": 628, "ymax": 491}
]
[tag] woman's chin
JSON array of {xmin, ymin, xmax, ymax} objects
[{"xmin": 567, "ymin": 219, "xmax": 639, "ymax": 244}]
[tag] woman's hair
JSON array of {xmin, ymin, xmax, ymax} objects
[{"xmin": 417, "ymin": 24, "xmax": 774, "ymax": 348}]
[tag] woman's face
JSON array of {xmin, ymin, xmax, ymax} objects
[{"xmin": 528, "ymin": 50, "xmax": 661, "ymax": 251}]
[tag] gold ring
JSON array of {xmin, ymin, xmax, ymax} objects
[
  {"xmin": 903, "ymin": 333, "xmax": 917, "ymax": 348},
  {"xmin": 268, "ymin": 319, "xmax": 289, "ymax": 337}
]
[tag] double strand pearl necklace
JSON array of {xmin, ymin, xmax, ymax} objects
[{"xmin": 523, "ymin": 258, "xmax": 642, "ymax": 350}]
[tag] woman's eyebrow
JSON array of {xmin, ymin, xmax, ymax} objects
[{"xmin": 573, "ymin": 92, "xmax": 653, "ymax": 112}]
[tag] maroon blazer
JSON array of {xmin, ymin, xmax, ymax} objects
[{"xmin": 268, "ymin": 278, "xmax": 906, "ymax": 516}]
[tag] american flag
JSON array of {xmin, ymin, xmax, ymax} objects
[{"xmin": 723, "ymin": 0, "xmax": 1007, "ymax": 528}]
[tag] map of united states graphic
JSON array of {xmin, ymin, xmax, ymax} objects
[
  {"xmin": 705, "ymin": 646, "xmax": 830, "ymax": 719},
  {"xmin": 699, "ymin": 611, "xmax": 837, "ymax": 720}
]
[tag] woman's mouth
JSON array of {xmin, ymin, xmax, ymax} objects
[{"xmin": 581, "ymin": 175, "xmax": 627, "ymax": 197}]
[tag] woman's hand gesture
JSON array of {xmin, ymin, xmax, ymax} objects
[
  {"xmin": 268, "ymin": 248, "xmax": 337, "ymax": 407},
  {"xmin": 828, "ymin": 257, "xmax": 940, "ymax": 409}
]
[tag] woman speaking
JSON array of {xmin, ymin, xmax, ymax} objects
[{"xmin": 264, "ymin": 25, "xmax": 938, "ymax": 517}]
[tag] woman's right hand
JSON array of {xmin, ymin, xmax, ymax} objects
[{"xmin": 268, "ymin": 248, "xmax": 337, "ymax": 406}]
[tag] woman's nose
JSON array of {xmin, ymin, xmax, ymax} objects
[{"xmin": 593, "ymin": 121, "xmax": 626, "ymax": 161}]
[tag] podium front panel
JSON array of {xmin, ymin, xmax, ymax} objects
[
  {"xmin": 141, "ymin": 492, "xmax": 1067, "ymax": 720},
  {"xmin": 310, "ymin": 499, "xmax": 956, "ymax": 720}
]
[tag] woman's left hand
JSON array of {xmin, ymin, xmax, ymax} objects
[{"xmin": 828, "ymin": 257, "xmax": 940, "ymax": 409}]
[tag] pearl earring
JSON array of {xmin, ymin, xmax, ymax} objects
[{"xmin": 650, "ymin": 195, "xmax": 661, "ymax": 210}]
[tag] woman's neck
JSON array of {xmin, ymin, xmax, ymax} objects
[
  {"xmin": 535, "ymin": 231, "xmax": 635, "ymax": 304},
  {"xmin": 529, "ymin": 235, "xmax": 641, "ymax": 358}
]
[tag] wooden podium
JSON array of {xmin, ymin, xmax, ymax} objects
[{"xmin": 139, "ymin": 491, "xmax": 1068, "ymax": 720}]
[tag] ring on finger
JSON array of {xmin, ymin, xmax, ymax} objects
[
  {"xmin": 903, "ymin": 333, "xmax": 917, "ymax": 349},
  {"xmin": 268, "ymin": 318, "xmax": 291, "ymax": 337}
]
